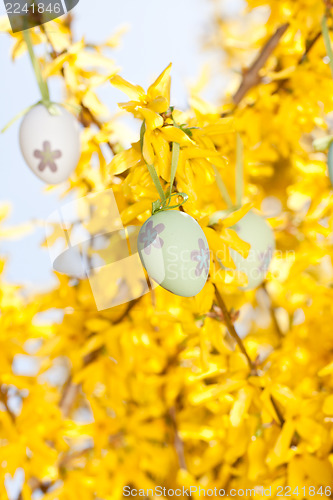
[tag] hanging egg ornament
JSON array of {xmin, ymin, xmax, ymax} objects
[
  {"xmin": 19, "ymin": 104, "xmax": 81, "ymax": 184},
  {"xmin": 137, "ymin": 210, "xmax": 210, "ymax": 297},
  {"xmin": 210, "ymin": 209, "xmax": 275, "ymax": 290}
]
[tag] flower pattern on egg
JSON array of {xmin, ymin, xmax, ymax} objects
[
  {"xmin": 258, "ymin": 245, "xmax": 273, "ymax": 272},
  {"xmin": 34, "ymin": 141, "xmax": 62, "ymax": 173},
  {"xmin": 191, "ymin": 238, "xmax": 210, "ymax": 276},
  {"xmin": 139, "ymin": 220, "xmax": 165, "ymax": 255}
]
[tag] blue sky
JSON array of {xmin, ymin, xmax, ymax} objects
[{"xmin": 0, "ymin": 0, "xmax": 242, "ymax": 290}]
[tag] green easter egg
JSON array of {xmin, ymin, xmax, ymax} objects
[
  {"xmin": 209, "ymin": 209, "xmax": 275, "ymax": 290},
  {"xmin": 137, "ymin": 211, "xmax": 210, "ymax": 297}
]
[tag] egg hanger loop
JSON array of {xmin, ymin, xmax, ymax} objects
[
  {"xmin": 1, "ymin": 25, "xmax": 60, "ymax": 133},
  {"xmin": 140, "ymin": 121, "xmax": 188, "ymax": 215},
  {"xmin": 213, "ymin": 165, "xmax": 233, "ymax": 209},
  {"xmin": 22, "ymin": 27, "xmax": 58, "ymax": 115}
]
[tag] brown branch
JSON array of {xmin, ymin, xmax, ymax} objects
[
  {"xmin": 270, "ymin": 395, "xmax": 285, "ymax": 426},
  {"xmin": 0, "ymin": 387, "xmax": 15, "ymax": 423},
  {"xmin": 298, "ymin": 31, "xmax": 321, "ymax": 64},
  {"xmin": 213, "ymin": 284, "xmax": 255, "ymax": 372},
  {"xmin": 59, "ymin": 376, "xmax": 80, "ymax": 417},
  {"xmin": 233, "ymin": 23, "xmax": 289, "ymax": 105},
  {"xmin": 261, "ymin": 283, "xmax": 283, "ymax": 339},
  {"xmin": 168, "ymin": 407, "xmax": 187, "ymax": 470},
  {"xmin": 39, "ymin": 23, "xmax": 117, "ymax": 156},
  {"xmin": 272, "ymin": 31, "xmax": 322, "ymax": 95}
]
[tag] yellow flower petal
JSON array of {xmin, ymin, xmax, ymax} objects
[
  {"xmin": 147, "ymin": 63, "xmax": 172, "ymax": 102},
  {"xmin": 202, "ymin": 118, "xmax": 235, "ymax": 135},
  {"xmin": 110, "ymin": 75, "xmax": 146, "ymax": 101},
  {"xmin": 204, "ymin": 227, "xmax": 236, "ymax": 269},
  {"xmin": 183, "ymin": 147, "xmax": 223, "ymax": 160},
  {"xmin": 221, "ymin": 203, "xmax": 253, "ymax": 227},
  {"xmin": 160, "ymin": 126, "xmax": 194, "ymax": 145},
  {"xmin": 139, "ymin": 108, "xmax": 164, "ymax": 130},
  {"xmin": 120, "ymin": 201, "xmax": 152, "ymax": 225},
  {"xmin": 152, "ymin": 132, "xmax": 172, "ymax": 181},
  {"xmin": 142, "ymin": 130, "xmax": 155, "ymax": 165},
  {"xmin": 220, "ymin": 228, "xmax": 251, "ymax": 258},
  {"xmin": 108, "ymin": 143, "xmax": 142, "ymax": 175},
  {"xmin": 323, "ymin": 395, "xmax": 333, "ymax": 415},
  {"xmin": 148, "ymin": 96, "xmax": 169, "ymax": 114}
]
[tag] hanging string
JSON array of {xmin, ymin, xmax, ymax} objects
[
  {"xmin": 213, "ymin": 165, "xmax": 233, "ymax": 208},
  {"xmin": 322, "ymin": 14, "xmax": 333, "ymax": 80},
  {"xmin": 235, "ymin": 133, "xmax": 244, "ymax": 208},
  {"xmin": 1, "ymin": 27, "xmax": 60, "ymax": 132},
  {"xmin": 23, "ymin": 28, "xmax": 52, "ymax": 108},
  {"xmin": 1, "ymin": 102, "xmax": 37, "ymax": 134},
  {"xmin": 140, "ymin": 121, "xmax": 166, "ymax": 202},
  {"xmin": 140, "ymin": 121, "xmax": 188, "ymax": 214}
]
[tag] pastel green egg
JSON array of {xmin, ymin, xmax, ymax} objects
[
  {"xmin": 137, "ymin": 210, "xmax": 210, "ymax": 297},
  {"xmin": 209, "ymin": 209, "xmax": 275, "ymax": 290}
]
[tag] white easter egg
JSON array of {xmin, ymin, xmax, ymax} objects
[
  {"xmin": 137, "ymin": 210, "xmax": 210, "ymax": 297},
  {"xmin": 19, "ymin": 104, "xmax": 80, "ymax": 184},
  {"xmin": 53, "ymin": 245, "xmax": 89, "ymax": 280},
  {"xmin": 209, "ymin": 209, "xmax": 275, "ymax": 290}
]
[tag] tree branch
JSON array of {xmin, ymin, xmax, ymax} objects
[
  {"xmin": 213, "ymin": 284, "xmax": 255, "ymax": 372},
  {"xmin": 233, "ymin": 23, "xmax": 289, "ymax": 105},
  {"xmin": 39, "ymin": 22, "xmax": 117, "ymax": 156},
  {"xmin": 0, "ymin": 387, "xmax": 15, "ymax": 423},
  {"xmin": 168, "ymin": 406, "xmax": 187, "ymax": 470}
]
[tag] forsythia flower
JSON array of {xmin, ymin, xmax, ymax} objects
[{"xmin": 2, "ymin": 0, "xmax": 333, "ymax": 498}]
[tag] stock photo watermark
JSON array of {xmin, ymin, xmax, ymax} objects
[{"xmin": 3, "ymin": 0, "xmax": 80, "ymax": 32}]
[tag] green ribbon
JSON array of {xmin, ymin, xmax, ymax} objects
[
  {"xmin": 321, "ymin": 14, "xmax": 333, "ymax": 80},
  {"xmin": 140, "ymin": 121, "xmax": 188, "ymax": 214},
  {"xmin": 235, "ymin": 133, "xmax": 244, "ymax": 207},
  {"xmin": 213, "ymin": 133, "xmax": 244, "ymax": 210},
  {"xmin": 213, "ymin": 165, "xmax": 233, "ymax": 208},
  {"xmin": 1, "ymin": 102, "xmax": 38, "ymax": 133},
  {"xmin": 1, "ymin": 27, "xmax": 62, "ymax": 133},
  {"xmin": 152, "ymin": 192, "xmax": 189, "ymax": 215},
  {"xmin": 23, "ymin": 28, "xmax": 51, "ymax": 107}
]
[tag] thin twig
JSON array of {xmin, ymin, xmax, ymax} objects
[
  {"xmin": 214, "ymin": 284, "xmax": 255, "ymax": 372},
  {"xmin": 270, "ymin": 395, "xmax": 285, "ymax": 426},
  {"xmin": 39, "ymin": 23, "xmax": 117, "ymax": 155},
  {"xmin": 261, "ymin": 283, "xmax": 283, "ymax": 339},
  {"xmin": 168, "ymin": 407, "xmax": 187, "ymax": 470},
  {"xmin": 233, "ymin": 23, "xmax": 289, "ymax": 105},
  {"xmin": 299, "ymin": 31, "xmax": 321, "ymax": 64},
  {"xmin": 272, "ymin": 31, "xmax": 322, "ymax": 95},
  {"xmin": 59, "ymin": 376, "xmax": 80, "ymax": 417},
  {"xmin": 0, "ymin": 387, "xmax": 15, "ymax": 423}
]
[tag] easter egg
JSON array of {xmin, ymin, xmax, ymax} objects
[
  {"xmin": 209, "ymin": 209, "xmax": 275, "ymax": 290},
  {"xmin": 19, "ymin": 104, "xmax": 80, "ymax": 184},
  {"xmin": 137, "ymin": 210, "xmax": 210, "ymax": 297},
  {"xmin": 53, "ymin": 245, "xmax": 89, "ymax": 280}
]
